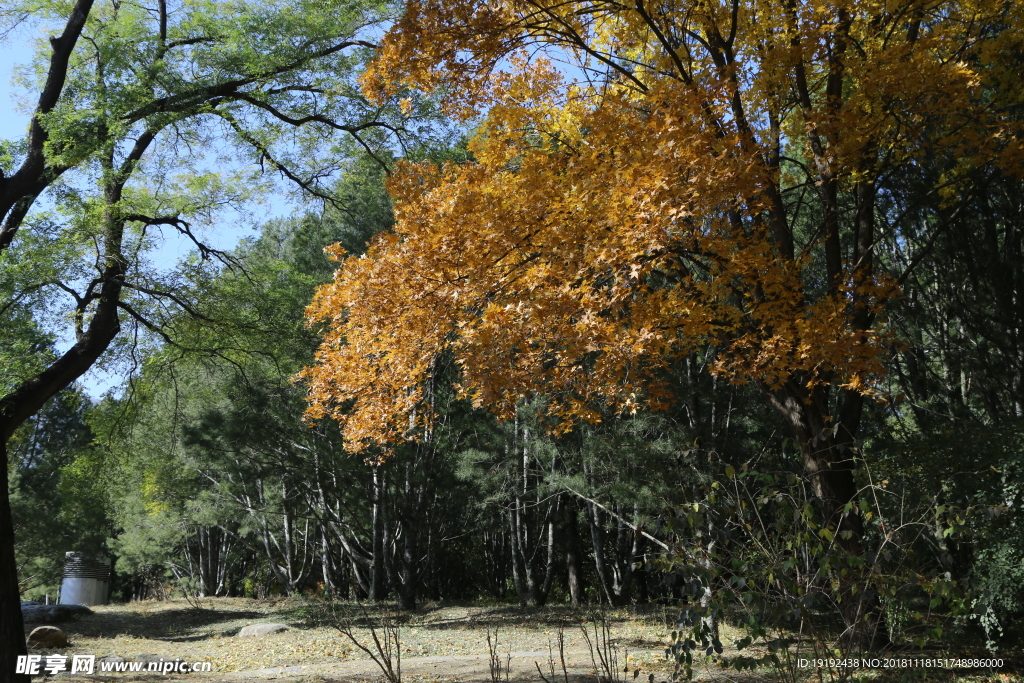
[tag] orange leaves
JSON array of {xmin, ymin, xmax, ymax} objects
[
  {"xmin": 302, "ymin": 0, "xmax": 1022, "ymax": 451},
  {"xmin": 301, "ymin": 87, "xmax": 874, "ymax": 448}
]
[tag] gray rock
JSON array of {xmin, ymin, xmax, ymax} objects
[
  {"xmin": 238, "ymin": 623, "xmax": 291, "ymax": 637},
  {"xmin": 21, "ymin": 604, "xmax": 93, "ymax": 624},
  {"xmin": 27, "ymin": 626, "xmax": 67, "ymax": 649},
  {"xmin": 22, "ymin": 606, "xmax": 56, "ymax": 624},
  {"xmin": 98, "ymin": 655, "xmax": 126, "ymax": 665}
]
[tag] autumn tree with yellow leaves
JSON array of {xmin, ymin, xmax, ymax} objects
[{"xmin": 302, "ymin": 0, "xmax": 1024, "ymax": 539}]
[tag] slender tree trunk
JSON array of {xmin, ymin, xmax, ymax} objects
[
  {"xmin": 507, "ymin": 411, "xmax": 542, "ymax": 606},
  {"xmin": 521, "ymin": 422, "xmax": 540, "ymax": 606},
  {"xmin": 394, "ymin": 461, "xmax": 421, "ymax": 611},
  {"xmin": 509, "ymin": 498, "xmax": 529, "ymax": 605},
  {"xmin": 587, "ymin": 501, "xmax": 615, "ymax": 605},
  {"xmin": 484, "ymin": 528, "xmax": 508, "ymax": 599},
  {"xmin": 280, "ymin": 481, "xmax": 297, "ymax": 595},
  {"xmin": 311, "ymin": 445, "xmax": 335, "ymax": 597},
  {"xmin": 582, "ymin": 462, "xmax": 615, "ymax": 605},
  {"xmin": 564, "ymin": 501, "xmax": 582, "ymax": 607},
  {"xmin": 699, "ymin": 519, "xmax": 718, "ymax": 641},
  {"xmin": 370, "ymin": 466, "xmax": 385, "ymax": 601},
  {"xmin": 338, "ymin": 552, "xmax": 351, "ymax": 599},
  {"xmin": 425, "ymin": 519, "xmax": 440, "ymax": 601},
  {"xmin": 537, "ymin": 498, "xmax": 559, "ymax": 606},
  {"xmin": 635, "ymin": 541, "xmax": 649, "ymax": 604},
  {"xmin": 610, "ymin": 503, "xmax": 636, "ymax": 603},
  {"xmin": 321, "ymin": 532, "xmax": 334, "ymax": 596}
]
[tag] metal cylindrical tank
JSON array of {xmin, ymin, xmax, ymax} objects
[{"xmin": 60, "ymin": 552, "xmax": 111, "ymax": 606}]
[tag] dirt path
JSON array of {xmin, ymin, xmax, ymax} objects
[
  {"xmin": 33, "ymin": 598, "xmax": 685, "ymax": 682},
  {"xmin": 221, "ymin": 648, "xmax": 654, "ymax": 682},
  {"xmin": 55, "ymin": 648, "xmax": 678, "ymax": 683}
]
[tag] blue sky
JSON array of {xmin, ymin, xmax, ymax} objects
[
  {"xmin": 1, "ymin": 26, "xmax": 298, "ymax": 399},
  {"xmin": 0, "ymin": 24, "xmax": 34, "ymax": 141}
]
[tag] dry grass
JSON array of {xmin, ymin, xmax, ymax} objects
[
  {"xmin": 29, "ymin": 598, "xmax": 682, "ymax": 681},
  {"xmin": 22, "ymin": 598, "xmax": 1022, "ymax": 683}
]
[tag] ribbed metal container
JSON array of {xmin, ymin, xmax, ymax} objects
[{"xmin": 60, "ymin": 552, "xmax": 111, "ymax": 606}]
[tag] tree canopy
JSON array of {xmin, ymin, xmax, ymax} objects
[{"xmin": 303, "ymin": 0, "xmax": 1024, "ymax": 526}]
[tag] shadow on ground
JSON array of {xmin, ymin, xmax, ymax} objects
[
  {"xmin": 312, "ymin": 601, "xmax": 672, "ymax": 633},
  {"xmin": 35, "ymin": 607, "xmax": 267, "ymax": 642}
]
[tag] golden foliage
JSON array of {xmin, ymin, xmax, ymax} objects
[{"xmin": 302, "ymin": 0, "xmax": 1023, "ymax": 451}]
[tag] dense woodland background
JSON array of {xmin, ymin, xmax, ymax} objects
[
  {"xmin": 10, "ymin": 148, "xmax": 1024, "ymax": 644},
  {"xmin": 2, "ymin": 0, "xmax": 1023, "ymax": 677}
]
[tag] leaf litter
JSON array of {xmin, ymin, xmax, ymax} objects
[{"xmin": 33, "ymin": 597, "xmax": 683, "ymax": 682}]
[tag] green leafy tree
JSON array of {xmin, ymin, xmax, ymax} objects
[
  {"xmin": 869, "ymin": 163, "xmax": 1024, "ymax": 647},
  {"xmin": 8, "ymin": 388, "xmax": 109, "ymax": 599},
  {"xmin": 0, "ymin": 0, "xmax": 432, "ymax": 674},
  {"xmin": 96, "ymin": 156, "xmax": 399, "ymax": 601}
]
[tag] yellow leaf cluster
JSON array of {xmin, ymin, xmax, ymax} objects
[{"xmin": 306, "ymin": 0, "xmax": 1023, "ymax": 450}]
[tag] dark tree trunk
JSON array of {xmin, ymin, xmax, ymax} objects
[
  {"xmin": 0, "ymin": 439, "xmax": 29, "ymax": 683},
  {"xmin": 764, "ymin": 380, "xmax": 863, "ymax": 541},
  {"xmin": 635, "ymin": 544, "xmax": 649, "ymax": 604},
  {"xmin": 582, "ymin": 461, "xmax": 615, "ymax": 605},
  {"xmin": 481, "ymin": 529, "xmax": 503, "ymax": 599},
  {"xmin": 393, "ymin": 459, "xmax": 425, "ymax": 611},
  {"xmin": 396, "ymin": 529, "xmax": 418, "ymax": 611},
  {"xmin": 764, "ymin": 378, "xmax": 892, "ymax": 650},
  {"xmin": 425, "ymin": 518, "xmax": 440, "ymax": 602}
]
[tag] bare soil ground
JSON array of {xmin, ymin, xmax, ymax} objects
[
  {"xmin": 23, "ymin": 598, "xmax": 1021, "ymax": 683},
  {"xmin": 26, "ymin": 598, "xmax": 689, "ymax": 683}
]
